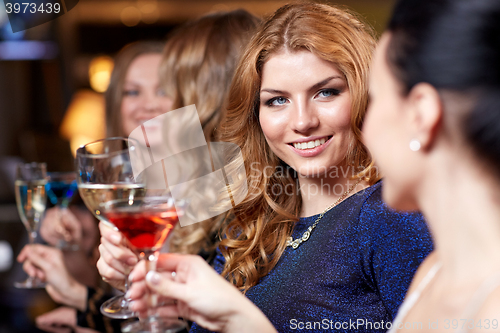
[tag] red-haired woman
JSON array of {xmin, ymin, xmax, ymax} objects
[{"xmin": 127, "ymin": 3, "xmax": 433, "ymax": 333}]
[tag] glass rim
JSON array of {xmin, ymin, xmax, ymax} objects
[
  {"xmin": 16, "ymin": 162, "xmax": 48, "ymax": 180},
  {"xmin": 48, "ymin": 171, "xmax": 77, "ymax": 179},
  {"xmin": 17, "ymin": 161, "xmax": 47, "ymax": 169},
  {"xmin": 100, "ymin": 196, "xmax": 187, "ymax": 211},
  {"xmin": 75, "ymin": 137, "xmax": 138, "ymax": 158}
]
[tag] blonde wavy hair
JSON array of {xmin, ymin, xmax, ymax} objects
[
  {"xmin": 219, "ymin": 2, "xmax": 378, "ymax": 292},
  {"xmin": 160, "ymin": 10, "xmax": 261, "ymax": 256}
]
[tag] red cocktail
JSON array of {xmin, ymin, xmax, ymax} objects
[
  {"xmin": 107, "ymin": 207, "xmax": 179, "ymax": 254},
  {"xmin": 101, "ymin": 196, "xmax": 187, "ymax": 333}
]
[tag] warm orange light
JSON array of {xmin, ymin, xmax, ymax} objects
[
  {"xmin": 121, "ymin": 6, "xmax": 141, "ymax": 27},
  {"xmin": 89, "ymin": 56, "xmax": 114, "ymax": 93},
  {"xmin": 59, "ymin": 89, "xmax": 106, "ymax": 156},
  {"xmin": 139, "ymin": 0, "xmax": 157, "ymax": 14},
  {"xmin": 138, "ymin": 0, "xmax": 159, "ymax": 24}
]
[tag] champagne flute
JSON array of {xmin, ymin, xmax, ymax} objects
[
  {"xmin": 14, "ymin": 162, "xmax": 48, "ymax": 289},
  {"xmin": 100, "ymin": 196, "xmax": 188, "ymax": 333},
  {"xmin": 76, "ymin": 137, "xmax": 145, "ymax": 319},
  {"xmin": 46, "ymin": 171, "xmax": 79, "ymax": 250}
]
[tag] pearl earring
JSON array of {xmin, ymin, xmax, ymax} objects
[{"xmin": 409, "ymin": 139, "xmax": 421, "ymax": 152}]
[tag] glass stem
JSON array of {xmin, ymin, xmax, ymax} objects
[
  {"xmin": 144, "ymin": 251, "xmax": 161, "ymax": 332},
  {"xmin": 122, "ymin": 274, "xmax": 131, "ymax": 307},
  {"xmin": 29, "ymin": 231, "xmax": 37, "ymax": 245},
  {"xmin": 145, "ymin": 252, "xmax": 159, "ymax": 309},
  {"xmin": 27, "ymin": 231, "xmax": 38, "ymax": 284}
]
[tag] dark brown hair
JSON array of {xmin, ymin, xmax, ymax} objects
[{"xmin": 387, "ymin": 0, "xmax": 500, "ymax": 173}]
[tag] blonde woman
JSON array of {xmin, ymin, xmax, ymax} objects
[
  {"xmin": 96, "ymin": 6, "xmax": 261, "ymax": 325},
  {"xmin": 98, "ymin": 10, "xmax": 261, "ymax": 288},
  {"xmin": 19, "ymin": 41, "xmax": 171, "ymax": 333}
]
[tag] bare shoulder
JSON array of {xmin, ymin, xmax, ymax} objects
[{"xmin": 405, "ymin": 250, "xmax": 438, "ymax": 295}]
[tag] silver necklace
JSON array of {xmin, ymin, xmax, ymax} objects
[{"xmin": 286, "ymin": 178, "xmax": 363, "ymax": 249}]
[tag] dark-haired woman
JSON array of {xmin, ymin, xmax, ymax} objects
[{"xmin": 364, "ymin": 0, "xmax": 500, "ymax": 330}]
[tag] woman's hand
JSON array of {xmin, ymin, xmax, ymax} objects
[
  {"xmin": 39, "ymin": 207, "xmax": 82, "ymax": 247},
  {"xmin": 128, "ymin": 254, "xmax": 277, "ymax": 333},
  {"xmin": 36, "ymin": 307, "xmax": 99, "ymax": 333},
  {"xmin": 17, "ymin": 244, "xmax": 87, "ymax": 311},
  {"xmin": 36, "ymin": 306, "xmax": 77, "ymax": 333},
  {"xmin": 96, "ymin": 221, "xmax": 138, "ymax": 291}
]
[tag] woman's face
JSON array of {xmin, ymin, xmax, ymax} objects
[
  {"xmin": 120, "ymin": 54, "xmax": 173, "ymax": 137},
  {"xmin": 259, "ymin": 50, "xmax": 353, "ymax": 179},
  {"xmin": 363, "ymin": 34, "xmax": 420, "ymax": 210}
]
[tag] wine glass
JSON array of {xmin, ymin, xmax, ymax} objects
[
  {"xmin": 100, "ymin": 196, "xmax": 188, "ymax": 333},
  {"xmin": 75, "ymin": 137, "xmax": 145, "ymax": 319},
  {"xmin": 46, "ymin": 171, "xmax": 79, "ymax": 250},
  {"xmin": 14, "ymin": 162, "xmax": 48, "ymax": 289}
]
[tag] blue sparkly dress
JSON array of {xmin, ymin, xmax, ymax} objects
[{"xmin": 190, "ymin": 182, "xmax": 433, "ymax": 333}]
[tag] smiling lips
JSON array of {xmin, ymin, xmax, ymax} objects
[{"xmin": 291, "ymin": 136, "xmax": 331, "ymax": 150}]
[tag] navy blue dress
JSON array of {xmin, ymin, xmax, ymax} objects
[{"xmin": 190, "ymin": 182, "xmax": 433, "ymax": 332}]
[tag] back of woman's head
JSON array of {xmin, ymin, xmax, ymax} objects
[
  {"xmin": 387, "ymin": 0, "xmax": 500, "ymax": 172},
  {"xmin": 160, "ymin": 9, "xmax": 260, "ymax": 256},
  {"xmin": 105, "ymin": 41, "xmax": 164, "ymax": 137},
  {"xmin": 160, "ymin": 9, "xmax": 261, "ymax": 142}
]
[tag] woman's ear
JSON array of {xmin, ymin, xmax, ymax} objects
[{"xmin": 406, "ymin": 83, "xmax": 443, "ymax": 151}]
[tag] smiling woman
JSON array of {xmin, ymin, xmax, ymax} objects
[
  {"xmin": 119, "ymin": 4, "xmax": 434, "ymax": 333},
  {"xmin": 186, "ymin": 3, "xmax": 433, "ymax": 332},
  {"xmin": 106, "ymin": 41, "xmax": 172, "ymax": 137},
  {"xmin": 119, "ymin": 53, "xmax": 172, "ymax": 136},
  {"xmin": 259, "ymin": 51, "xmax": 352, "ymax": 194}
]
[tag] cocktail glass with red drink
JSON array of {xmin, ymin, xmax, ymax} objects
[{"xmin": 101, "ymin": 195, "xmax": 188, "ymax": 333}]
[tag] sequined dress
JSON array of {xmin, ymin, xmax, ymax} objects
[{"xmin": 190, "ymin": 182, "xmax": 433, "ymax": 332}]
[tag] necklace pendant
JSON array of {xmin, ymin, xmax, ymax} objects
[{"xmin": 286, "ymin": 178, "xmax": 362, "ymax": 250}]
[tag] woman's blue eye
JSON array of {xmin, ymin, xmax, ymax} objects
[
  {"xmin": 123, "ymin": 90, "xmax": 139, "ymax": 97},
  {"xmin": 267, "ymin": 96, "xmax": 288, "ymax": 106},
  {"xmin": 318, "ymin": 89, "xmax": 340, "ymax": 98}
]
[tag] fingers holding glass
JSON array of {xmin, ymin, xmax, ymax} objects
[
  {"xmin": 100, "ymin": 196, "xmax": 187, "ymax": 333},
  {"xmin": 40, "ymin": 207, "xmax": 82, "ymax": 251},
  {"xmin": 46, "ymin": 172, "xmax": 79, "ymax": 250},
  {"xmin": 76, "ymin": 137, "xmax": 144, "ymax": 319},
  {"xmin": 14, "ymin": 162, "xmax": 48, "ymax": 288}
]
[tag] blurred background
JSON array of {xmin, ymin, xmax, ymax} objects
[{"xmin": 0, "ymin": 0, "xmax": 394, "ymax": 332}]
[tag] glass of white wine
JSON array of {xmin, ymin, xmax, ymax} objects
[
  {"xmin": 75, "ymin": 137, "xmax": 145, "ymax": 319},
  {"xmin": 14, "ymin": 162, "xmax": 48, "ymax": 289}
]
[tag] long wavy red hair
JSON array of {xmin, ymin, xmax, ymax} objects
[{"xmin": 219, "ymin": 2, "xmax": 378, "ymax": 292}]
